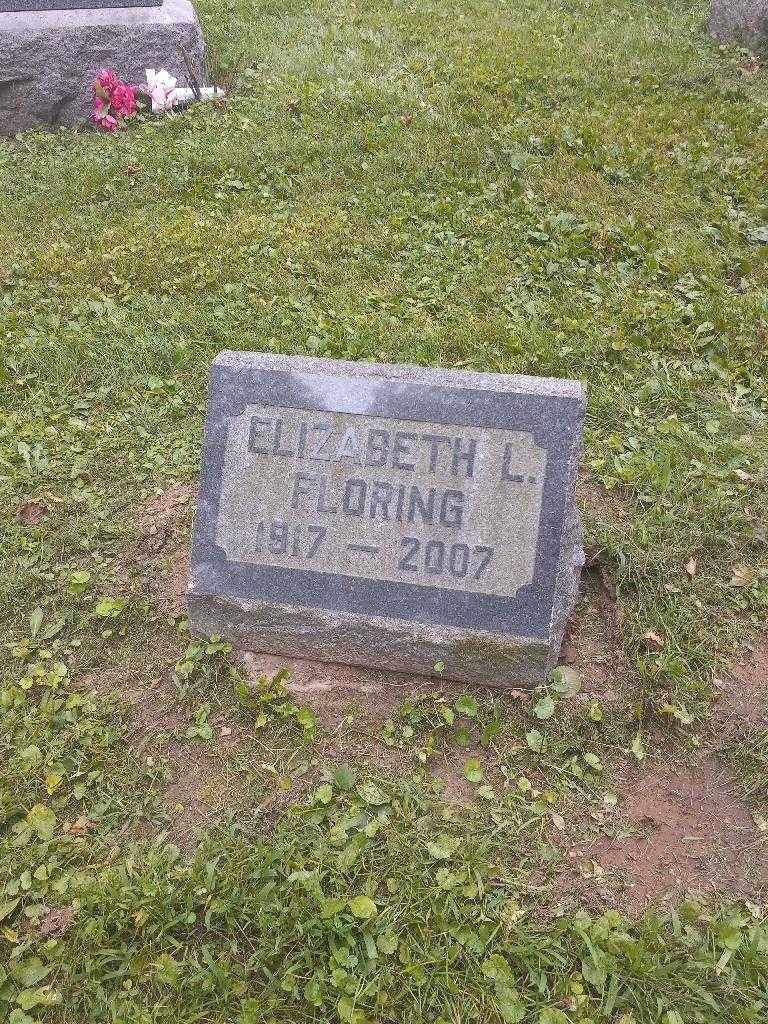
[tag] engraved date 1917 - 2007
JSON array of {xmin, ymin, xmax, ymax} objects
[{"xmin": 251, "ymin": 518, "xmax": 495, "ymax": 582}]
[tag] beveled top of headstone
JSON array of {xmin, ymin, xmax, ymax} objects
[
  {"xmin": 189, "ymin": 352, "xmax": 585, "ymax": 686},
  {"xmin": 0, "ymin": 0, "xmax": 161, "ymax": 12}
]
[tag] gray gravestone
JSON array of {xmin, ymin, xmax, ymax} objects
[
  {"xmin": 0, "ymin": 1, "xmax": 161, "ymax": 10},
  {"xmin": 708, "ymin": 0, "xmax": 768, "ymax": 49},
  {"xmin": 189, "ymin": 352, "xmax": 585, "ymax": 688},
  {"xmin": 0, "ymin": 0, "xmax": 206, "ymax": 134}
]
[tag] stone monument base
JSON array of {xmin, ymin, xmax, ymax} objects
[
  {"xmin": 190, "ymin": 591, "xmax": 579, "ymax": 689},
  {"xmin": 708, "ymin": 0, "xmax": 768, "ymax": 50},
  {"xmin": 0, "ymin": 0, "xmax": 206, "ymax": 135}
]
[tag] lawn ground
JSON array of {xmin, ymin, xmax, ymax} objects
[{"xmin": 1, "ymin": 1, "xmax": 768, "ymax": 1021}]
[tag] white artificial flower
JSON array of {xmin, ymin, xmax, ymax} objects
[{"xmin": 145, "ymin": 68, "xmax": 179, "ymax": 113}]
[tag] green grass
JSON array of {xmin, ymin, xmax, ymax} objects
[
  {"xmin": 724, "ymin": 727, "xmax": 768, "ymax": 803},
  {"xmin": 1, "ymin": 0, "xmax": 768, "ymax": 1020}
]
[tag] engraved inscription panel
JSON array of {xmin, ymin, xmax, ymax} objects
[{"xmin": 215, "ymin": 404, "xmax": 547, "ymax": 599}]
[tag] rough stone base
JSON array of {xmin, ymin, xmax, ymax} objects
[
  {"xmin": 187, "ymin": 590, "xmax": 571, "ymax": 689},
  {"xmin": 0, "ymin": 0, "xmax": 206, "ymax": 135},
  {"xmin": 708, "ymin": 0, "xmax": 768, "ymax": 49}
]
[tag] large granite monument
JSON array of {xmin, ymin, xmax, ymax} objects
[
  {"xmin": 0, "ymin": 0, "xmax": 206, "ymax": 134},
  {"xmin": 189, "ymin": 353, "xmax": 585, "ymax": 688},
  {"xmin": 709, "ymin": 0, "xmax": 768, "ymax": 49}
]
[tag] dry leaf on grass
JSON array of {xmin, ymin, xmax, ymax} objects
[
  {"xmin": 68, "ymin": 817, "xmax": 95, "ymax": 836},
  {"xmin": 685, "ymin": 556, "xmax": 697, "ymax": 577},
  {"xmin": 643, "ymin": 630, "xmax": 665, "ymax": 649}
]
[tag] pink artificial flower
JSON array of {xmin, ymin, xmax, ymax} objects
[
  {"xmin": 95, "ymin": 68, "xmax": 119, "ymax": 92},
  {"xmin": 91, "ymin": 68, "xmax": 138, "ymax": 131},
  {"xmin": 92, "ymin": 108, "xmax": 118, "ymax": 132},
  {"xmin": 111, "ymin": 82, "xmax": 137, "ymax": 117}
]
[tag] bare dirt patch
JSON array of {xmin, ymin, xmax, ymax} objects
[
  {"xmin": 17, "ymin": 496, "xmax": 49, "ymax": 526},
  {"xmin": 714, "ymin": 641, "xmax": 768, "ymax": 734},
  {"xmin": 576, "ymin": 470, "xmax": 629, "ymax": 530},
  {"xmin": 37, "ymin": 905, "xmax": 78, "ymax": 939},
  {"xmin": 242, "ymin": 651, "xmax": 475, "ymax": 734},
  {"xmin": 558, "ymin": 752, "xmax": 768, "ymax": 914},
  {"xmin": 241, "ymin": 650, "xmax": 489, "ymax": 796},
  {"xmin": 241, "ymin": 652, "xmax": 524, "ymax": 806},
  {"xmin": 561, "ymin": 565, "xmax": 623, "ymax": 700},
  {"xmin": 565, "ymin": 472, "xmax": 627, "ymax": 697},
  {"xmin": 133, "ymin": 480, "xmax": 195, "ymax": 535},
  {"xmin": 430, "ymin": 741, "xmax": 504, "ymax": 805},
  {"xmin": 157, "ymin": 548, "xmax": 191, "ymax": 618},
  {"xmin": 124, "ymin": 480, "xmax": 196, "ymax": 616},
  {"xmin": 81, "ymin": 667, "xmax": 186, "ymax": 734},
  {"xmin": 158, "ymin": 735, "xmax": 249, "ymax": 849},
  {"xmin": 83, "ymin": 661, "xmax": 253, "ymax": 848}
]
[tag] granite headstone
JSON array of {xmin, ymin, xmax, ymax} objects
[
  {"xmin": 189, "ymin": 352, "xmax": 585, "ymax": 688},
  {"xmin": 0, "ymin": 1, "xmax": 161, "ymax": 11},
  {"xmin": 0, "ymin": 0, "xmax": 206, "ymax": 134},
  {"xmin": 708, "ymin": 0, "xmax": 768, "ymax": 49}
]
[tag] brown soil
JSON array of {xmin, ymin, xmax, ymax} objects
[
  {"xmin": 125, "ymin": 480, "xmax": 196, "ymax": 616},
  {"xmin": 737, "ymin": 55, "xmax": 762, "ymax": 79},
  {"xmin": 133, "ymin": 480, "xmax": 195, "ymax": 534},
  {"xmin": 37, "ymin": 905, "xmax": 78, "ymax": 939},
  {"xmin": 83, "ymin": 667, "xmax": 186, "ymax": 735},
  {"xmin": 158, "ymin": 734, "xmax": 248, "ymax": 848},
  {"xmin": 83, "ymin": 663, "xmax": 251, "ymax": 850},
  {"xmin": 242, "ymin": 650, "xmax": 487, "ymax": 734},
  {"xmin": 560, "ymin": 565, "xmax": 623, "ymax": 700},
  {"xmin": 17, "ymin": 497, "xmax": 49, "ymax": 526},
  {"xmin": 561, "ymin": 472, "xmax": 627, "ymax": 700},
  {"xmin": 714, "ymin": 641, "xmax": 768, "ymax": 734},
  {"xmin": 243, "ymin": 651, "xmax": 514, "ymax": 807},
  {"xmin": 576, "ymin": 470, "xmax": 629, "ymax": 528},
  {"xmin": 558, "ymin": 751, "xmax": 768, "ymax": 914},
  {"xmin": 96, "ymin": 482, "xmax": 254, "ymax": 847},
  {"xmin": 241, "ymin": 650, "xmax": 492, "ymax": 799},
  {"xmin": 430, "ymin": 741, "xmax": 507, "ymax": 804},
  {"xmin": 154, "ymin": 548, "xmax": 191, "ymax": 618}
]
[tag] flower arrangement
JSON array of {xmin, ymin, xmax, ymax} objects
[
  {"xmin": 91, "ymin": 68, "xmax": 224, "ymax": 132},
  {"xmin": 92, "ymin": 69, "xmax": 137, "ymax": 132}
]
